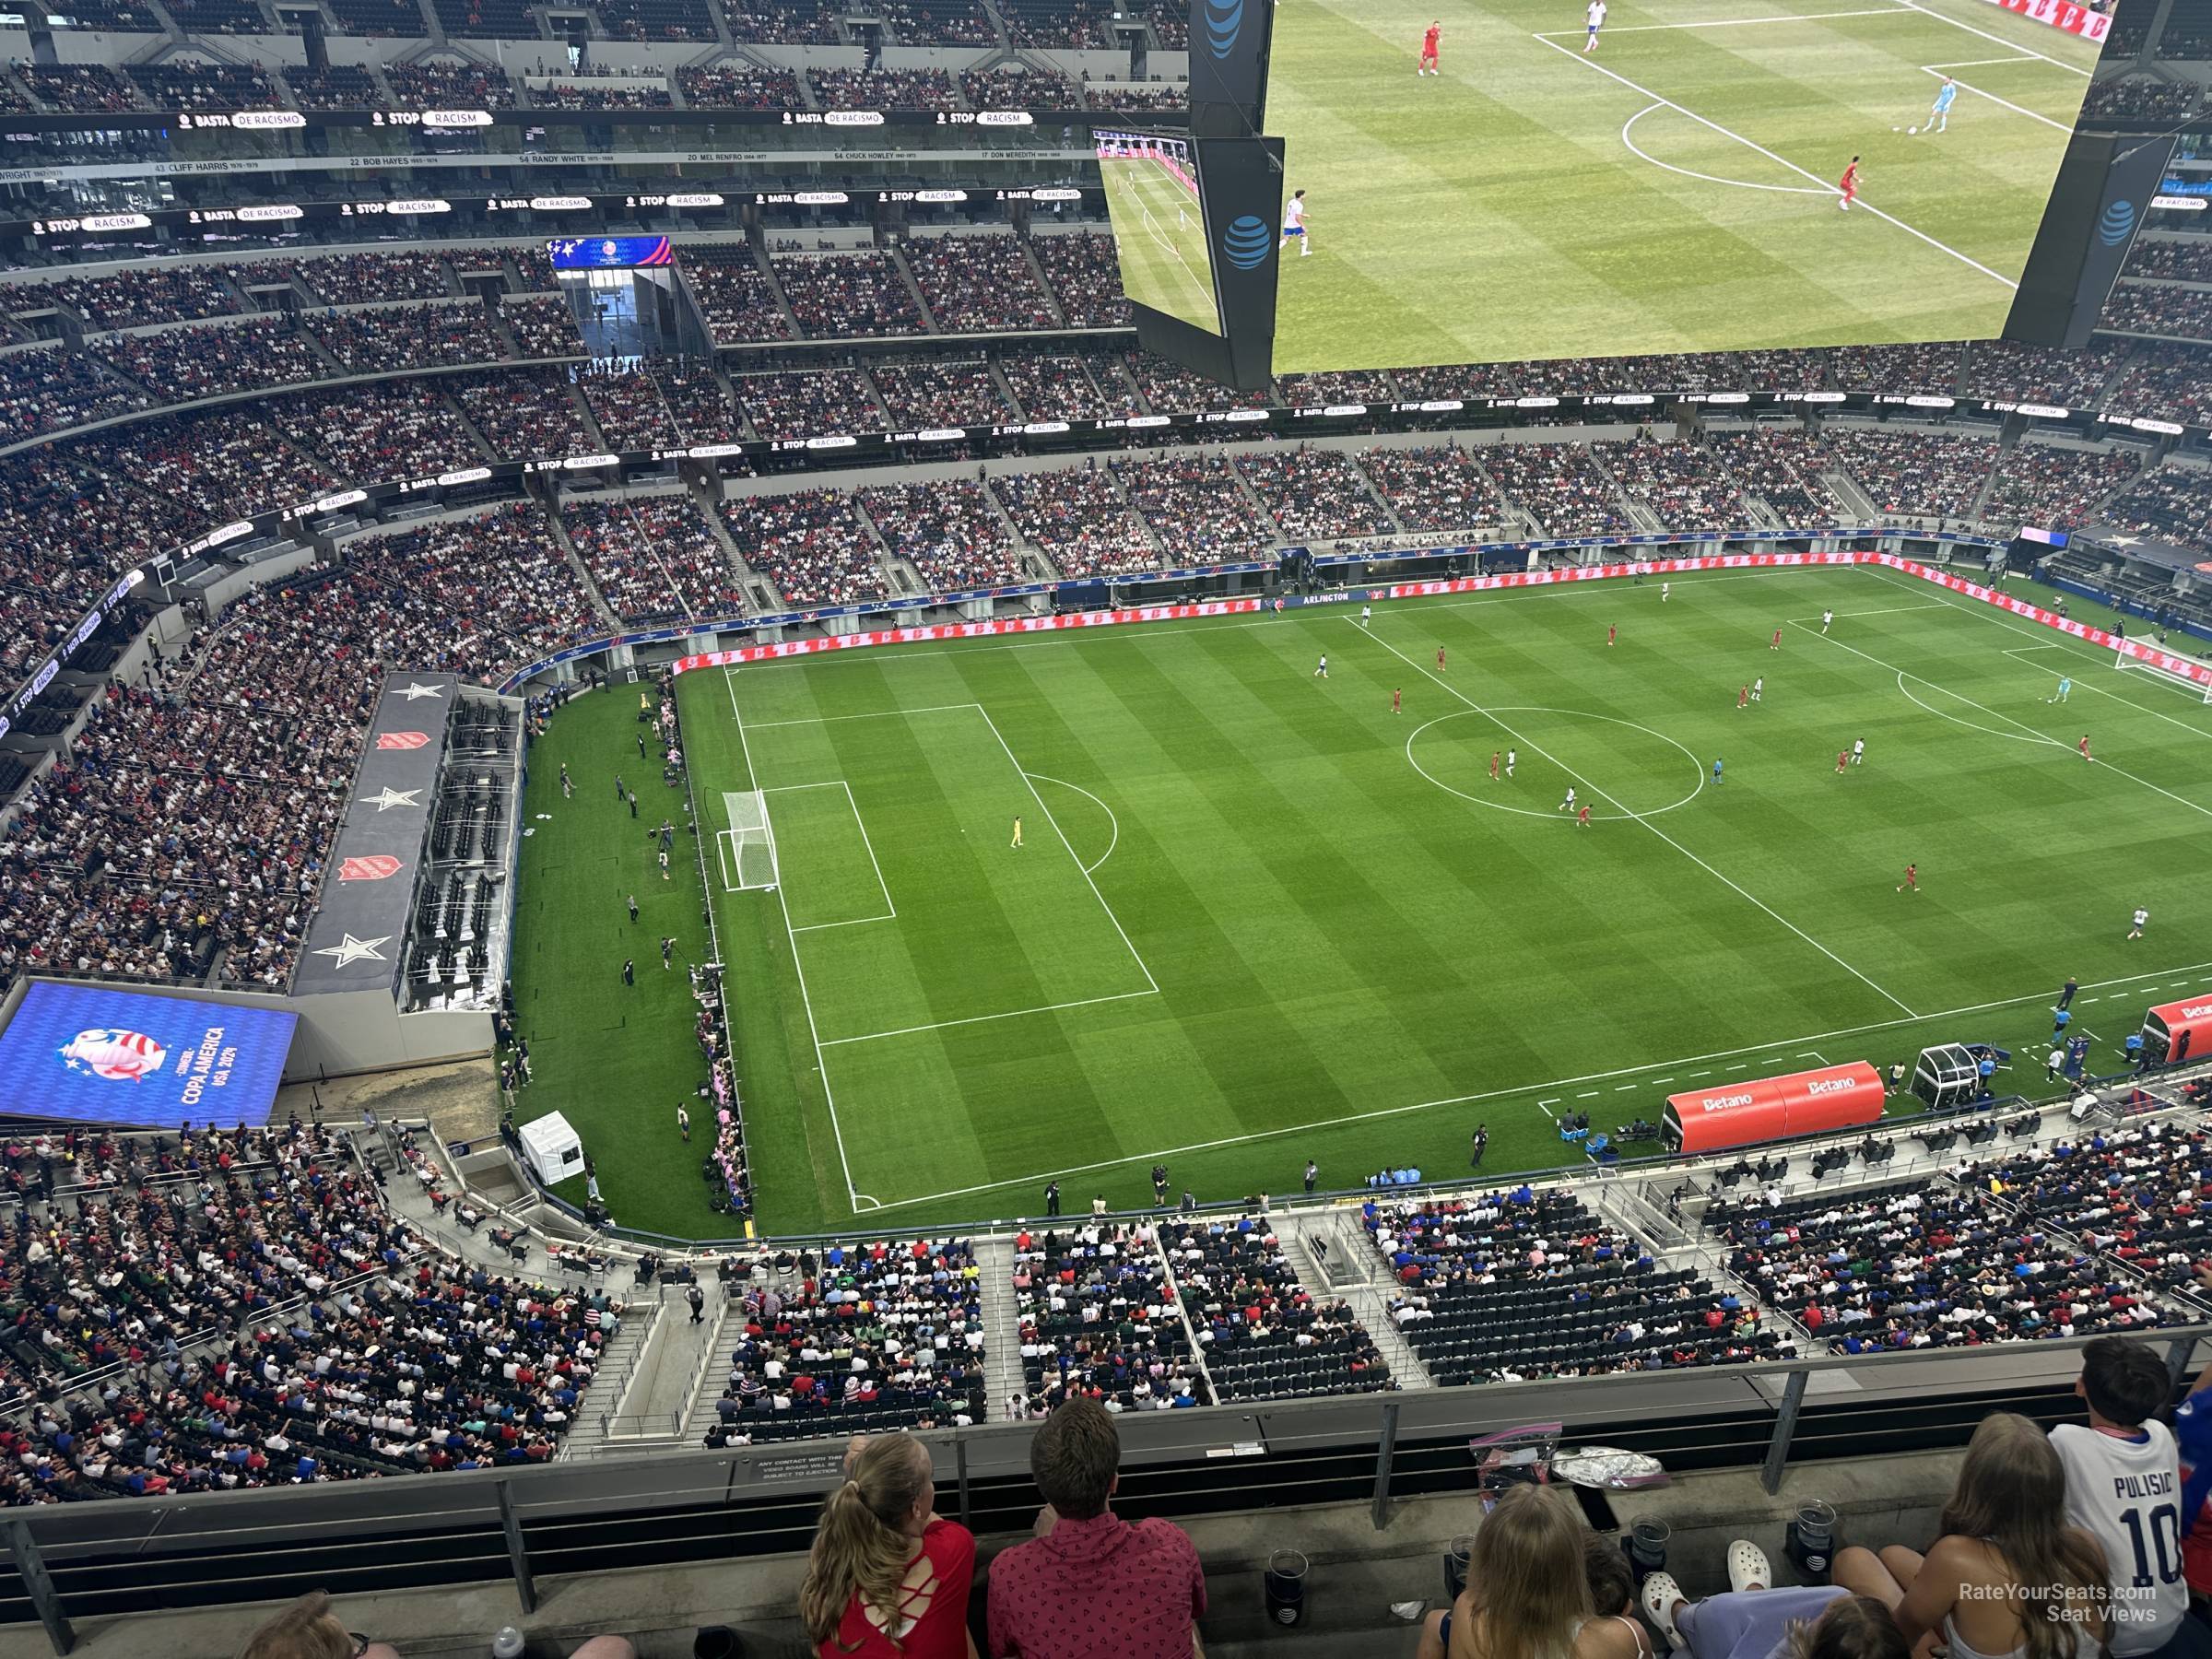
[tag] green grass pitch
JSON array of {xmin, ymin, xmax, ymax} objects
[
  {"xmin": 1266, "ymin": 0, "xmax": 2102, "ymax": 372},
  {"xmin": 509, "ymin": 566, "xmax": 2212, "ymax": 1240},
  {"xmin": 1100, "ymin": 154, "xmax": 1221, "ymax": 337}
]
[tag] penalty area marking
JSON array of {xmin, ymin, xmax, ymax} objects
[
  {"xmin": 1539, "ymin": 32, "xmax": 2020, "ymax": 291},
  {"xmin": 1403, "ymin": 706, "xmax": 1707, "ymax": 822},
  {"xmin": 1622, "ymin": 103, "xmax": 1829, "ymax": 195},
  {"xmin": 1023, "ymin": 772, "xmax": 1121, "ymax": 874}
]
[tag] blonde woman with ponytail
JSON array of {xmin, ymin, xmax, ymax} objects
[
  {"xmin": 800, "ymin": 1432, "xmax": 977, "ymax": 1659},
  {"xmin": 1417, "ymin": 1485, "xmax": 1648, "ymax": 1659}
]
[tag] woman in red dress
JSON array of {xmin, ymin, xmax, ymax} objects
[{"xmin": 800, "ymin": 1432, "xmax": 977, "ymax": 1658}]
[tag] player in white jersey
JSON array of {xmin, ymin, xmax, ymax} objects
[
  {"xmin": 1660, "ymin": 581, "xmax": 1670, "ymax": 602},
  {"xmin": 1559, "ymin": 786, "xmax": 1576, "ymax": 813},
  {"xmin": 1584, "ymin": 0, "xmax": 1606, "ymax": 51},
  {"xmin": 2129, "ymin": 906, "xmax": 2148, "ymax": 940},
  {"xmin": 1361, "ymin": 605, "xmax": 1372, "ymax": 625},
  {"xmin": 1280, "ymin": 189, "xmax": 1312, "ymax": 257}
]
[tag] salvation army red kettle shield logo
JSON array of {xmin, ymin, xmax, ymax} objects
[
  {"xmin": 375, "ymin": 731, "xmax": 429, "ymax": 749},
  {"xmin": 338, "ymin": 855, "xmax": 403, "ymax": 881}
]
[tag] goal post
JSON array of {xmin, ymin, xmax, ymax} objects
[
  {"xmin": 2115, "ymin": 645, "xmax": 2212, "ymax": 704},
  {"xmin": 721, "ymin": 790, "xmax": 779, "ymax": 891}
]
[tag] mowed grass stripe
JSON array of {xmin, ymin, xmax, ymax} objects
[
  {"xmin": 1265, "ymin": 0, "xmax": 2093, "ymax": 368},
  {"xmin": 618, "ymin": 567, "xmax": 2212, "ymax": 1232}
]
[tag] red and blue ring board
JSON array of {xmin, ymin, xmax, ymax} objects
[{"xmin": 0, "ymin": 982, "xmax": 298, "ymax": 1129}]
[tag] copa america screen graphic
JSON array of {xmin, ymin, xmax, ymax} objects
[{"xmin": 0, "ymin": 982, "xmax": 299, "ymax": 1128}]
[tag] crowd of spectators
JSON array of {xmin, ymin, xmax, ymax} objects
[
  {"xmin": 1112, "ymin": 452, "xmax": 1274, "ymax": 561},
  {"xmin": 96, "ymin": 318, "xmax": 322, "ymax": 404},
  {"xmin": 877, "ymin": 0, "xmax": 992, "ymax": 41},
  {"xmin": 501, "ymin": 295, "xmax": 583, "ymax": 359},
  {"xmin": 720, "ymin": 0, "xmax": 841, "ymax": 41},
  {"xmin": 20, "ymin": 65, "xmax": 143, "ymax": 112},
  {"xmin": 1028, "ymin": 230, "xmax": 1131, "ymax": 328},
  {"xmin": 2104, "ymin": 342, "xmax": 2212, "ymax": 424},
  {"xmin": 859, "ymin": 478, "xmax": 1026, "ymax": 590},
  {"xmin": 447, "ymin": 366, "xmax": 593, "ymax": 456},
  {"xmin": 0, "ymin": 345, "xmax": 155, "ymax": 444},
  {"xmin": 26, "ymin": 267, "xmax": 242, "ymax": 331},
  {"xmin": 904, "ymin": 233, "xmax": 1059, "ymax": 333},
  {"xmin": 1981, "ymin": 440, "xmax": 2143, "ymax": 530},
  {"xmin": 645, "ymin": 361, "xmax": 741, "ymax": 446},
  {"xmin": 1963, "ymin": 337, "xmax": 2131, "ymax": 407},
  {"xmin": 2125, "ymin": 237, "xmax": 2212, "ymax": 283},
  {"xmin": 2100, "ymin": 280, "xmax": 2212, "ymax": 340},
  {"xmin": 125, "ymin": 61, "xmax": 281, "ymax": 111},
  {"xmin": 991, "ymin": 462, "xmax": 1157, "ymax": 576},
  {"xmin": 1370, "ymin": 1188, "xmax": 1769, "ymax": 1382},
  {"xmin": 307, "ymin": 302, "xmax": 512, "ymax": 373},
  {"xmin": 2099, "ymin": 461, "xmax": 2212, "ymax": 549},
  {"xmin": 68, "ymin": 408, "xmax": 336, "ymax": 526},
  {"xmin": 1812, "ymin": 428, "xmax": 1994, "ymax": 520},
  {"xmin": 2081, "ymin": 75, "xmax": 2200, "ymax": 123},
  {"xmin": 594, "ymin": 0, "xmax": 715, "ymax": 41},
  {"xmin": 718, "ymin": 488, "xmax": 889, "ymax": 606},
  {"xmin": 285, "ymin": 64, "xmax": 383, "ymax": 109},
  {"xmin": 1831, "ymin": 340, "xmax": 1964, "ymax": 394},
  {"xmin": 1160, "ymin": 1215, "xmax": 1393, "ymax": 1401},
  {"xmin": 1123, "ymin": 352, "xmax": 1272, "ymax": 414},
  {"xmin": 1236, "ymin": 445, "xmax": 1398, "ymax": 540},
  {"xmin": 775, "ymin": 252, "xmax": 925, "ymax": 338},
  {"xmin": 676, "ymin": 62, "xmax": 801, "ymax": 109},
  {"xmin": 1480, "ymin": 441, "xmax": 1634, "ymax": 537},
  {"xmin": 1012, "ymin": 1221, "xmax": 1212, "ymax": 1413},
  {"xmin": 994, "ymin": 351, "xmax": 1123, "ymax": 421},
  {"xmin": 562, "ymin": 496, "xmax": 747, "ymax": 622},
  {"xmin": 1700, "ymin": 427, "xmax": 1849, "ymax": 524},
  {"xmin": 707, "ymin": 1241, "xmax": 985, "ymax": 1441},
  {"xmin": 1709, "ymin": 1178, "xmax": 2169, "ymax": 1349},
  {"xmin": 576, "ymin": 366, "xmax": 683, "ymax": 451},
  {"xmin": 869, "ymin": 359, "xmax": 1015, "ymax": 427},
  {"xmin": 1358, "ymin": 442, "xmax": 1505, "ymax": 533},
  {"xmin": 682, "ymin": 246, "xmax": 794, "ymax": 344},
  {"xmin": 0, "ymin": 451, "xmax": 164, "ymax": 682},
  {"xmin": 1595, "ymin": 436, "xmax": 1751, "ymax": 528},
  {"xmin": 272, "ymin": 379, "xmax": 484, "ymax": 477},
  {"xmin": 1084, "ymin": 77, "xmax": 1188, "ymax": 109},
  {"xmin": 959, "ymin": 65, "xmax": 1080, "ymax": 110},
  {"xmin": 298, "ymin": 252, "xmax": 453, "ymax": 306},
  {"xmin": 806, "ymin": 65, "xmax": 959, "ymax": 110},
  {"xmin": 1274, "ymin": 370, "xmax": 1397, "ymax": 407},
  {"xmin": 384, "ymin": 59, "xmax": 517, "ymax": 108},
  {"xmin": 732, "ymin": 367, "xmax": 883, "ymax": 441},
  {"xmin": 1002, "ymin": 0, "xmax": 1103, "ymax": 44},
  {"xmin": 1962, "ymin": 1121, "xmax": 2212, "ymax": 1305}
]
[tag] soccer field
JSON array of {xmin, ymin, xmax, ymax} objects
[
  {"xmin": 1100, "ymin": 154, "xmax": 1220, "ymax": 335},
  {"xmin": 1266, "ymin": 0, "xmax": 2103, "ymax": 372},
  {"xmin": 637, "ymin": 565, "xmax": 2212, "ymax": 1239}
]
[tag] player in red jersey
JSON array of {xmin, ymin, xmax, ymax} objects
[
  {"xmin": 1576, "ymin": 804, "xmax": 1591, "ymax": 830},
  {"xmin": 1836, "ymin": 749, "xmax": 1849, "ymax": 773},
  {"xmin": 2078, "ymin": 734, "xmax": 2092, "ymax": 761},
  {"xmin": 1897, "ymin": 863, "xmax": 1918, "ymax": 892},
  {"xmin": 1418, "ymin": 18, "xmax": 1441, "ymax": 73},
  {"xmin": 1437, "ymin": 645, "xmax": 1447, "ymax": 672},
  {"xmin": 1488, "ymin": 750, "xmax": 1500, "ymax": 781},
  {"xmin": 1838, "ymin": 157, "xmax": 1862, "ymax": 212},
  {"xmin": 1737, "ymin": 685, "xmax": 1749, "ymax": 710},
  {"xmin": 1392, "ymin": 688, "xmax": 1402, "ymax": 714},
  {"xmin": 1771, "ymin": 628, "xmax": 1783, "ymax": 651},
  {"xmin": 1607, "ymin": 623, "xmax": 1617, "ymax": 647}
]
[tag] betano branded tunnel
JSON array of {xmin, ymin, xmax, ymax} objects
[
  {"xmin": 2143, "ymin": 998, "xmax": 2212, "ymax": 1067},
  {"xmin": 1663, "ymin": 1062, "xmax": 1887, "ymax": 1156}
]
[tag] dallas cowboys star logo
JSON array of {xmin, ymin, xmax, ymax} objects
[
  {"xmin": 312, "ymin": 934, "xmax": 392, "ymax": 968},
  {"xmin": 393, "ymin": 682, "xmax": 447, "ymax": 701},
  {"xmin": 2109, "ymin": 535, "xmax": 2142, "ymax": 547},
  {"xmin": 363, "ymin": 787, "xmax": 422, "ymax": 812}
]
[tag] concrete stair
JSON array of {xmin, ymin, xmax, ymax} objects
[{"xmin": 972, "ymin": 1234, "xmax": 1028, "ymax": 1419}]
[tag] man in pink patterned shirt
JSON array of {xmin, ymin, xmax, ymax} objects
[{"xmin": 985, "ymin": 1398, "xmax": 1208, "ymax": 1658}]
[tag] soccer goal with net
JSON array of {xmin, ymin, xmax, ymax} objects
[
  {"xmin": 717, "ymin": 791, "xmax": 778, "ymax": 891},
  {"xmin": 2116, "ymin": 644, "xmax": 2212, "ymax": 703}
]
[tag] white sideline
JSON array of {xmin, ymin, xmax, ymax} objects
[
  {"xmin": 1536, "ymin": 32, "xmax": 2020, "ymax": 291},
  {"xmin": 857, "ymin": 959, "xmax": 2212, "ymax": 1210},
  {"xmin": 1534, "ymin": 5, "xmax": 1912, "ymax": 30},
  {"xmin": 1360, "ymin": 623, "xmax": 1921, "ymax": 1018}
]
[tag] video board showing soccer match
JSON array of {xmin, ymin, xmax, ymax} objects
[
  {"xmin": 1097, "ymin": 129, "xmax": 1225, "ymax": 336},
  {"xmin": 1263, "ymin": 0, "xmax": 2109, "ymax": 372},
  {"xmin": 0, "ymin": 981, "xmax": 298, "ymax": 1129}
]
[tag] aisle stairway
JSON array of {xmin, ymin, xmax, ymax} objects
[{"xmin": 972, "ymin": 1234, "xmax": 1027, "ymax": 1419}]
